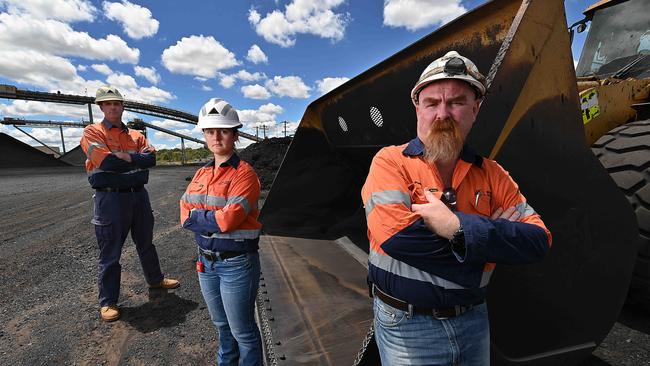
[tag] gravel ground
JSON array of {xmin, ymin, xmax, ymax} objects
[
  {"xmin": 0, "ymin": 166, "xmax": 215, "ymax": 365},
  {"xmin": 0, "ymin": 165, "xmax": 649, "ymax": 365}
]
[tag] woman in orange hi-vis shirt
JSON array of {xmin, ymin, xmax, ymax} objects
[{"xmin": 180, "ymin": 98, "xmax": 263, "ymax": 365}]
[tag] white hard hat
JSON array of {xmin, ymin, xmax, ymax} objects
[
  {"xmin": 95, "ymin": 85, "xmax": 124, "ymax": 104},
  {"xmin": 197, "ymin": 98, "xmax": 242, "ymax": 129},
  {"xmin": 411, "ymin": 50, "xmax": 486, "ymax": 105}
]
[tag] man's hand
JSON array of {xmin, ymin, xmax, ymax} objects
[
  {"xmin": 140, "ymin": 145, "xmax": 155, "ymax": 153},
  {"xmin": 412, "ymin": 190, "xmax": 460, "ymax": 239},
  {"xmin": 113, "ymin": 152, "xmax": 132, "ymax": 163},
  {"xmin": 491, "ymin": 206, "xmax": 521, "ymax": 221}
]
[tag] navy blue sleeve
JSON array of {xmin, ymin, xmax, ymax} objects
[
  {"xmin": 455, "ymin": 212, "xmax": 549, "ymax": 265},
  {"xmin": 130, "ymin": 152, "xmax": 156, "ymax": 169},
  {"xmin": 99, "ymin": 154, "xmax": 135, "ymax": 172},
  {"xmin": 182, "ymin": 209, "xmax": 222, "ymax": 235},
  {"xmin": 380, "ymin": 219, "xmax": 489, "ymax": 286},
  {"xmin": 380, "ymin": 219, "xmax": 460, "ymax": 270}
]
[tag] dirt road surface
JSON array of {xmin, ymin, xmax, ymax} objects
[{"xmin": 0, "ymin": 166, "xmax": 649, "ymax": 365}]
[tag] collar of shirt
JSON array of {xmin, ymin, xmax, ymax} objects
[
  {"xmin": 205, "ymin": 153, "xmax": 241, "ymax": 169},
  {"xmin": 102, "ymin": 119, "xmax": 127, "ymax": 131},
  {"xmin": 402, "ymin": 137, "xmax": 483, "ymax": 167}
]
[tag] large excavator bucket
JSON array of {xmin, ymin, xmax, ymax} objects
[{"xmin": 259, "ymin": 0, "xmax": 639, "ymax": 364}]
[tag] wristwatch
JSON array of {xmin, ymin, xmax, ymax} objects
[{"xmin": 449, "ymin": 224, "xmax": 466, "ymax": 256}]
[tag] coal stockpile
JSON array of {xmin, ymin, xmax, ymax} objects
[
  {"xmin": 0, "ymin": 133, "xmax": 69, "ymax": 168},
  {"xmin": 239, "ymin": 137, "xmax": 291, "ymax": 190},
  {"xmin": 59, "ymin": 145, "xmax": 86, "ymax": 167}
]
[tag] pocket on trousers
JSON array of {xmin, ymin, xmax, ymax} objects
[
  {"xmin": 374, "ymin": 298, "xmax": 406, "ymax": 328},
  {"xmin": 91, "ymin": 193, "xmax": 111, "ymax": 226},
  {"xmin": 223, "ymin": 253, "xmax": 249, "ymax": 266},
  {"xmin": 91, "ymin": 194, "xmax": 113, "ymax": 249},
  {"xmin": 93, "ymin": 217, "xmax": 113, "ymax": 251}
]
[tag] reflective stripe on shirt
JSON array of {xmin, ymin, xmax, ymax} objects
[
  {"xmin": 181, "ymin": 193, "xmax": 252, "ymax": 215},
  {"xmin": 365, "ymin": 189, "xmax": 411, "ymax": 217},
  {"xmin": 201, "ymin": 229, "xmax": 261, "ymax": 240},
  {"xmin": 369, "ymin": 251, "xmax": 471, "ymax": 290}
]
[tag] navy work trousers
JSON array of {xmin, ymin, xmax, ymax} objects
[{"xmin": 92, "ymin": 188, "xmax": 164, "ymax": 306}]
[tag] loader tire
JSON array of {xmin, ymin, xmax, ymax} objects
[{"xmin": 592, "ymin": 119, "xmax": 650, "ymax": 305}]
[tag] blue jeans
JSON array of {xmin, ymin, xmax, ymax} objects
[
  {"xmin": 198, "ymin": 251, "xmax": 263, "ymax": 366},
  {"xmin": 373, "ymin": 297, "xmax": 490, "ymax": 366},
  {"xmin": 92, "ymin": 189, "xmax": 164, "ymax": 306}
]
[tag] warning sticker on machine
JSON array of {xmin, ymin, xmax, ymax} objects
[{"xmin": 581, "ymin": 89, "xmax": 600, "ymax": 124}]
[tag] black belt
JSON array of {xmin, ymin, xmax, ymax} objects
[
  {"xmin": 373, "ymin": 285, "xmax": 481, "ymax": 320},
  {"xmin": 96, "ymin": 186, "xmax": 143, "ymax": 193},
  {"xmin": 198, "ymin": 247, "xmax": 247, "ymax": 261}
]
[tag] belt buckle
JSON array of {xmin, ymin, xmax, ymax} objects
[{"xmin": 432, "ymin": 308, "xmax": 449, "ymax": 320}]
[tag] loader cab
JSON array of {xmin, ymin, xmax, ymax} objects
[{"xmin": 575, "ymin": 0, "xmax": 650, "ymax": 78}]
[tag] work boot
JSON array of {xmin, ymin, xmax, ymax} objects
[
  {"xmin": 149, "ymin": 278, "xmax": 180, "ymax": 289},
  {"xmin": 100, "ymin": 305, "xmax": 120, "ymax": 322}
]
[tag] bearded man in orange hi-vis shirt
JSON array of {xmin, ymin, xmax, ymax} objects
[{"xmin": 361, "ymin": 51, "xmax": 552, "ymax": 365}]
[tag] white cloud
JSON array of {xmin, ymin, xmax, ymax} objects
[
  {"xmin": 134, "ymin": 65, "xmax": 160, "ymax": 85},
  {"xmin": 236, "ymin": 102, "xmax": 297, "ymax": 139},
  {"xmin": 0, "ymin": 49, "xmax": 114, "ymax": 97},
  {"xmin": 125, "ymin": 85, "xmax": 174, "ymax": 104},
  {"xmin": 201, "ymin": 85, "xmax": 213, "ymax": 91},
  {"xmin": 0, "ymin": 125, "xmax": 85, "ymax": 151},
  {"xmin": 0, "ymin": 49, "xmax": 173, "ymax": 104},
  {"xmin": 248, "ymin": 9, "xmax": 261, "ymax": 24},
  {"xmin": 315, "ymin": 76, "xmax": 349, "ymax": 94},
  {"xmin": 92, "ymin": 63, "xmax": 112, "ymax": 75},
  {"xmin": 102, "ymin": 0, "xmax": 159, "ymax": 39},
  {"xmin": 248, "ymin": 0, "xmax": 350, "ymax": 47},
  {"xmin": 106, "ymin": 72, "xmax": 137, "ymax": 89},
  {"xmin": 235, "ymin": 70, "xmax": 265, "ymax": 82},
  {"xmin": 265, "ymin": 75, "xmax": 310, "ymax": 98},
  {"xmin": 152, "ymin": 119, "xmax": 192, "ymax": 130},
  {"xmin": 259, "ymin": 103, "xmax": 284, "ymax": 115},
  {"xmin": 238, "ymin": 103, "xmax": 284, "ymax": 126},
  {"xmin": 162, "ymin": 35, "xmax": 239, "ymax": 78},
  {"xmin": 0, "ymin": 0, "xmax": 97, "ymax": 22},
  {"xmin": 0, "ymin": 13, "xmax": 139, "ymax": 63},
  {"xmin": 266, "ymin": 120, "xmax": 299, "ymax": 138},
  {"xmin": 241, "ymin": 84, "xmax": 271, "ymax": 100},
  {"xmin": 219, "ymin": 74, "xmax": 237, "ymax": 89},
  {"xmin": 246, "ymin": 44, "xmax": 268, "ymax": 64},
  {"xmin": 219, "ymin": 69, "xmax": 266, "ymax": 89},
  {"xmin": 0, "ymin": 49, "xmax": 80, "ymax": 90},
  {"xmin": 0, "ymin": 100, "xmax": 95, "ymax": 120},
  {"xmin": 77, "ymin": 64, "xmax": 87, "ymax": 71},
  {"xmin": 153, "ymin": 130, "xmax": 180, "ymax": 142},
  {"xmin": 27, "ymin": 127, "xmax": 84, "ymax": 147},
  {"xmin": 383, "ymin": 0, "xmax": 467, "ymax": 31},
  {"xmin": 154, "ymin": 140, "xmax": 204, "ymax": 150}
]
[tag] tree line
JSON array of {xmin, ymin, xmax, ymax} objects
[{"xmin": 156, "ymin": 147, "xmax": 211, "ymax": 163}]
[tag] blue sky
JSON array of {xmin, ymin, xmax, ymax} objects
[{"xmin": 0, "ymin": 0, "xmax": 595, "ymax": 151}]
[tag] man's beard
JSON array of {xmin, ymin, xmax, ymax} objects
[{"xmin": 423, "ymin": 117, "xmax": 464, "ymax": 164}]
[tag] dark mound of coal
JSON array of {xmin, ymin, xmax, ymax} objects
[
  {"xmin": 0, "ymin": 133, "xmax": 69, "ymax": 168},
  {"xmin": 239, "ymin": 137, "xmax": 291, "ymax": 190},
  {"xmin": 59, "ymin": 145, "xmax": 86, "ymax": 167}
]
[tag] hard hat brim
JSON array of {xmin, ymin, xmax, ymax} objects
[
  {"xmin": 198, "ymin": 116, "xmax": 243, "ymax": 129},
  {"xmin": 411, "ymin": 73, "xmax": 486, "ymax": 104},
  {"xmin": 95, "ymin": 96, "xmax": 124, "ymax": 104}
]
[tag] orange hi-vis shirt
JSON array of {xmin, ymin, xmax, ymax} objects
[
  {"xmin": 80, "ymin": 120, "xmax": 156, "ymax": 189},
  {"xmin": 180, "ymin": 154, "xmax": 262, "ymax": 253},
  {"xmin": 361, "ymin": 138, "xmax": 551, "ymax": 308}
]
